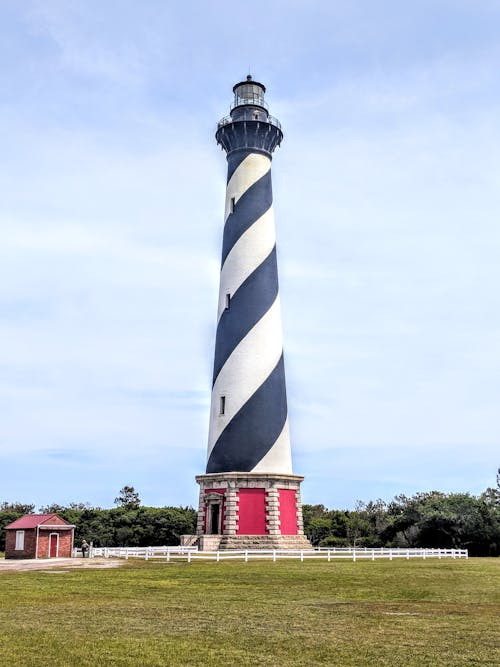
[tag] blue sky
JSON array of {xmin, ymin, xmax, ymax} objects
[{"xmin": 1, "ymin": 0, "xmax": 499, "ymax": 509}]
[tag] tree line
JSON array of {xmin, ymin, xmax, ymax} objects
[
  {"xmin": 1, "ymin": 478, "xmax": 499, "ymax": 556},
  {"xmin": 0, "ymin": 486, "xmax": 197, "ymax": 552},
  {"xmin": 304, "ymin": 472, "xmax": 499, "ymax": 556},
  {"xmin": 303, "ymin": 486, "xmax": 499, "ymax": 556}
]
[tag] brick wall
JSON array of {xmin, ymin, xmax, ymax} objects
[
  {"xmin": 5, "ymin": 529, "xmax": 37, "ymax": 559},
  {"xmin": 5, "ymin": 528, "xmax": 74, "ymax": 559},
  {"xmin": 37, "ymin": 531, "xmax": 73, "ymax": 558},
  {"xmin": 46, "ymin": 515, "xmax": 68, "ymax": 526}
]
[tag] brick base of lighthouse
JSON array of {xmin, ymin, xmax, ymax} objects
[{"xmin": 187, "ymin": 473, "xmax": 311, "ymax": 551}]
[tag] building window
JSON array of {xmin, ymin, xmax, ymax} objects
[
  {"xmin": 225, "ymin": 293, "xmax": 231, "ymax": 310},
  {"xmin": 15, "ymin": 530, "xmax": 25, "ymax": 550},
  {"xmin": 219, "ymin": 395, "xmax": 226, "ymax": 415},
  {"xmin": 230, "ymin": 197, "xmax": 235, "ymax": 213}
]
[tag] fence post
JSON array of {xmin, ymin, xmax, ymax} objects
[
  {"xmin": 273, "ymin": 550, "xmax": 276, "ymax": 563},
  {"xmin": 327, "ymin": 550, "xmax": 331, "ymax": 562},
  {"xmin": 353, "ymin": 550, "xmax": 356, "ymax": 562},
  {"xmin": 406, "ymin": 550, "xmax": 409, "ymax": 560},
  {"xmin": 300, "ymin": 550, "xmax": 304, "ymax": 562},
  {"xmin": 371, "ymin": 550, "xmax": 375, "ymax": 561},
  {"xmin": 167, "ymin": 551, "xmax": 170, "ymax": 563},
  {"xmin": 216, "ymin": 551, "xmax": 220, "ymax": 562},
  {"xmin": 125, "ymin": 548, "xmax": 129, "ymax": 560},
  {"xmin": 245, "ymin": 550, "xmax": 248, "ymax": 563},
  {"xmin": 188, "ymin": 551, "xmax": 191, "ymax": 563}
]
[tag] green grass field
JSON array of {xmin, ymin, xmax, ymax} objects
[{"xmin": 0, "ymin": 558, "xmax": 498, "ymax": 666}]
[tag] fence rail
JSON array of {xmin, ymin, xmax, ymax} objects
[
  {"xmin": 72, "ymin": 546, "xmax": 468, "ymax": 562},
  {"xmin": 72, "ymin": 546, "xmax": 198, "ymax": 558}
]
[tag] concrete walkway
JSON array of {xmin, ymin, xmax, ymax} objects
[{"xmin": 0, "ymin": 557, "xmax": 122, "ymax": 571}]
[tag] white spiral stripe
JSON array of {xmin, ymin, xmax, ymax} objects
[
  {"xmin": 217, "ymin": 207, "xmax": 275, "ymax": 322},
  {"xmin": 251, "ymin": 418, "xmax": 292, "ymax": 474},
  {"xmin": 207, "ymin": 296, "xmax": 284, "ymax": 459},
  {"xmin": 224, "ymin": 153, "xmax": 271, "ymax": 222}
]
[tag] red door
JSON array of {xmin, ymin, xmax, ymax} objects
[{"xmin": 49, "ymin": 534, "xmax": 58, "ymax": 558}]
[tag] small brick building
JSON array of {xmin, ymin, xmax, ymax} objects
[{"xmin": 4, "ymin": 514, "xmax": 75, "ymax": 559}]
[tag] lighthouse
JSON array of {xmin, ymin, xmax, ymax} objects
[{"xmin": 195, "ymin": 77, "xmax": 310, "ymax": 550}]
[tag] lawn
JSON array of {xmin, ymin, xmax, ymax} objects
[{"xmin": 0, "ymin": 558, "xmax": 498, "ymax": 666}]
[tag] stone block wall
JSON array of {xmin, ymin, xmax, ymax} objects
[{"xmin": 195, "ymin": 472, "xmax": 311, "ymax": 550}]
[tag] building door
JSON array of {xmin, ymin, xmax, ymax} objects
[
  {"xmin": 49, "ymin": 533, "xmax": 59, "ymax": 558},
  {"xmin": 210, "ymin": 504, "xmax": 220, "ymax": 535}
]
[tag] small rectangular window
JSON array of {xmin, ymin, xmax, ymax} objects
[
  {"xmin": 15, "ymin": 530, "xmax": 25, "ymax": 550},
  {"xmin": 219, "ymin": 396, "xmax": 226, "ymax": 415},
  {"xmin": 230, "ymin": 197, "xmax": 235, "ymax": 213},
  {"xmin": 225, "ymin": 293, "xmax": 231, "ymax": 310}
]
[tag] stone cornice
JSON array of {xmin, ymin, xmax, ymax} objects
[{"xmin": 196, "ymin": 472, "xmax": 304, "ymax": 484}]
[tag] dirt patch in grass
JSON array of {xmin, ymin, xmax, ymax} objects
[{"xmin": 0, "ymin": 557, "xmax": 123, "ymax": 572}]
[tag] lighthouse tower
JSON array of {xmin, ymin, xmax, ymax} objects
[{"xmin": 195, "ymin": 77, "xmax": 310, "ymax": 550}]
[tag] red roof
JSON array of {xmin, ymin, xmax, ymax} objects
[{"xmin": 5, "ymin": 514, "xmax": 70, "ymax": 529}]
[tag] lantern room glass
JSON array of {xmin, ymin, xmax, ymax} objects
[{"xmin": 231, "ymin": 83, "xmax": 268, "ymax": 111}]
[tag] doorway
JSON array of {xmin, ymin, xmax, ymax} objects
[
  {"xmin": 210, "ymin": 504, "xmax": 220, "ymax": 535},
  {"xmin": 49, "ymin": 533, "xmax": 59, "ymax": 558}
]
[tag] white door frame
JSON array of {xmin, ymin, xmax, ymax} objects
[{"xmin": 49, "ymin": 532, "xmax": 59, "ymax": 558}]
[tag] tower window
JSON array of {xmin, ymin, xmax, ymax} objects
[
  {"xmin": 225, "ymin": 293, "xmax": 231, "ymax": 310},
  {"xmin": 219, "ymin": 396, "xmax": 226, "ymax": 415},
  {"xmin": 230, "ymin": 197, "xmax": 235, "ymax": 213}
]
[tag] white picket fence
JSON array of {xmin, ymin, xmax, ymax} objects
[
  {"xmin": 73, "ymin": 545, "xmax": 197, "ymax": 559},
  {"xmin": 74, "ymin": 546, "xmax": 468, "ymax": 562}
]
